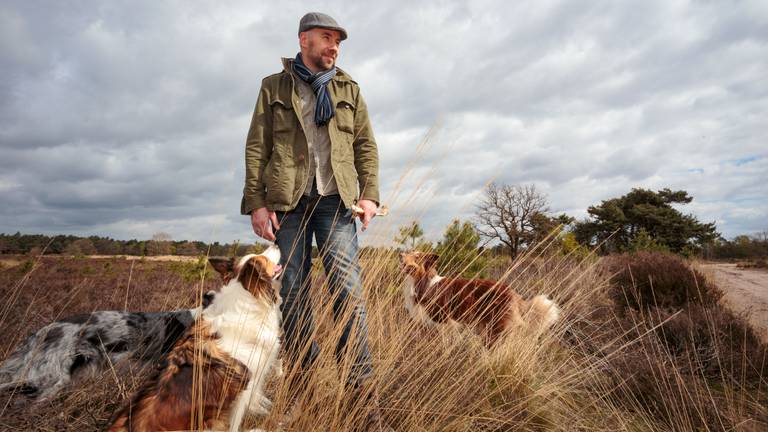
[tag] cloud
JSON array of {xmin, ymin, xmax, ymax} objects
[{"xmin": 1, "ymin": 0, "xmax": 767, "ymax": 245}]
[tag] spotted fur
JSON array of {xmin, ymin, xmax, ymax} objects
[
  {"xmin": 108, "ymin": 246, "xmax": 283, "ymax": 432},
  {"xmin": 0, "ymin": 307, "xmax": 208, "ymax": 401}
]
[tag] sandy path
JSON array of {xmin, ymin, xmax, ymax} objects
[{"xmin": 699, "ymin": 263, "xmax": 768, "ymax": 343}]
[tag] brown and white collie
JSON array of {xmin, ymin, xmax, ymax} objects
[
  {"xmin": 108, "ymin": 246, "xmax": 284, "ymax": 432},
  {"xmin": 400, "ymin": 251, "xmax": 560, "ymax": 347}
]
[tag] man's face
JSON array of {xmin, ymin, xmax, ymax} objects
[{"xmin": 300, "ymin": 28, "xmax": 342, "ymax": 72}]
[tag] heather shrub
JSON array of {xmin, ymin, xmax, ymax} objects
[
  {"xmin": 596, "ymin": 304, "xmax": 768, "ymax": 431},
  {"xmin": 582, "ymin": 252, "xmax": 768, "ymax": 430},
  {"xmin": 652, "ymin": 304, "xmax": 767, "ymax": 382},
  {"xmin": 604, "ymin": 251, "xmax": 719, "ymax": 311}
]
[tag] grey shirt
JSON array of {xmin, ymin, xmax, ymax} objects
[{"xmin": 294, "ymin": 76, "xmax": 339, "ymax": 197}]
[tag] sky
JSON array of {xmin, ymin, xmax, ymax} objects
[{"xmin": 1, "ymin": 0, "xmax": 766, "ymax": 246}]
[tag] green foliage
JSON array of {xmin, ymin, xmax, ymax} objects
[
  {"xmin": 395, "ymin": 221, "xmax": 425, "ymax": 249},
  {"xmin": 434, "ymin": 219, "xmax": 488, "ymax": 278},
  {"xmin": 170, "ymin": 256, "xmax": 215, "ymax": 282},
  {"xmin": 629, "ymin": 228, "xmax": 669, "ymax": 253},
  {"xmin": 560, "ymin": 232, "xmax": 591, "ymax": 259},
  {"xmin": 17, "ymin": 259, "xmax": 34, "ymax": 274},
  {"xmin": 573, "ymin": 188, "xmax": 718, "ymax": 255}
]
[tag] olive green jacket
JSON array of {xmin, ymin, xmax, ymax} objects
[{"xmin": 240, "ymin": 58, "xmax": 380, "ymax": 214}]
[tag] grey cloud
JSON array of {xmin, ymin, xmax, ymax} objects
[{"xmin": 1, "ymin": 0, "xmax": 767, "ymax": 244}]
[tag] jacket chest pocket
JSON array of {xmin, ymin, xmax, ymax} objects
[
  {"xmin": 271, "ymin": 98, "xmax": 297, "ymax": 135},
  {"xmin": 335, "ymin": 98, "xmax": 355, "ymax": 135},
  {"xmin": 270, "ymin": 98, "xmax": 298, "ymax": 167}
]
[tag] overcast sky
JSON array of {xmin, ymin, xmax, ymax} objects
[{"xmin": 1, "ymin": 0, "xmax": 766, "ymax": 246}]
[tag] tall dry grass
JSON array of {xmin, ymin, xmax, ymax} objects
[{"xmin": 1, "ymin": 238, "xmax": 765, "ymax": 431}]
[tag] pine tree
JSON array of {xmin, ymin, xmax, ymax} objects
[{"xmin": 435, "ymin": 219, "xmax": 487, "ymax": 278}]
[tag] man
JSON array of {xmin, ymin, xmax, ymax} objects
[{"xmin": 241, "ymin": 12, "xmax": 388, "ymax": 430}]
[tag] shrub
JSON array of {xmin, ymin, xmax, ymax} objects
[
  {"xmin": 737, "ymin": 258, "xmax": 768, "ymax": 269},
  {"xmin": 560, "ymin": 232, "xmax": 592, "ymax": 259},
  {"xmin": 17, "ymin": 259, "xmax": 34, "ymax": 275},
  {"xmin": 651, "ymin": 304, "xmax": 767, "ymax": 382},
  {"xmin": 604, "ymin": 251, "xmax": 719, "ymax": 311},
  {"xmin": 434, "ymin": 219, "xmax": 489, "ymax": 278},
  {"xmin": 169, "ymin": 256, "xmax": 214, "ymax": 282}
]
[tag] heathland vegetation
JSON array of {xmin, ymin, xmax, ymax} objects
[{"xmin": 1, "ymin": 184, "xmax": 766, "ymax": 431}]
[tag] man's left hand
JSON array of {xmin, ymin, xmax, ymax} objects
[{"xmin": 355, "ymin": 199, "xmax": 378, "ymax": 231}]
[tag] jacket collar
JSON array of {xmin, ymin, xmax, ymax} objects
[{"xmin": 281, "ymin": 57, "xmax": 352, "ymax": 82}]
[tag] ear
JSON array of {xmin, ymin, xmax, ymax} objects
[
  {"xmin": 238, "ymin": 257, "xmax": 272, "ymax": 286},
  {"xmin": 238, "ymin": 257, "xmax": 272, "ymax": 297},
  {"xmin": 422, "ymin": 253, "xmax": 439, "ymax": 269},
  {"xmin": 208, "ymin": 257, "xmax": 234, "ymax": 279},
  {"xmin": 246, "ymin": 258, "xmax": 271, "ymax": 281}
]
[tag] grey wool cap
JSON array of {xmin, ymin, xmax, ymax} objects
[{"xmin": 298, "ymin": 12, "xmax": 348, "ymax": 40}]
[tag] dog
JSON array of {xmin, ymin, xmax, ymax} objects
[
  {"xmin": 0, "ymin": 299, "xmax": 216, "ymax": 401},
  {"xmin": 400, "ymin": 251, "xmax": 560, "ymax": 347},
  {"xmin": 108, "ymin": 246, "xmax": 284, "ymax": 432}
]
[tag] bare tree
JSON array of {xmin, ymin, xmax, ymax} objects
[{"xmin": 475, "ymin": 183, "xmax": 550, "ymax": 257}]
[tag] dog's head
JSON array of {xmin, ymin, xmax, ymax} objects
[
  {"xmin": 399, "ymin": 251, "xmax": 439, "ymax": 278},
  {"xmin": 209, "ymin": 245, "xmax": 282, "ymax": 301}
]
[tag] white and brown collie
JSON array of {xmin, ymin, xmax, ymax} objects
[
  {"xmin": 108, "ymin": 246, "xmax": 284, "ymax": 432},
  {"xmin": 400, "ymin": 251, "xmax": 560, "ymax": 347}
]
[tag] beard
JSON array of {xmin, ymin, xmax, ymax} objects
[{"xmin": 305, "ymin": 41, "xmax": 336, "ymax": 71}]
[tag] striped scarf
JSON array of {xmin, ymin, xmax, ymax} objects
[{"xmin": 291, "ymin": 53, "xmax": 337, "ymax": 127}]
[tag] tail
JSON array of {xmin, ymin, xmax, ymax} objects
[{"xmin": 527, "ymin": 295, "xmax": 560, "ymax": 331}]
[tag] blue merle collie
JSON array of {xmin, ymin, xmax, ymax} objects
[{"xmin": 0, "ymin": 292, "xmax": 216, "ymax": 401}]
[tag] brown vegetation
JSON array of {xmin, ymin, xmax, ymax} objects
[{"xmin": 0, "ymin": 248, "xmax": 765, "ymax": 431}]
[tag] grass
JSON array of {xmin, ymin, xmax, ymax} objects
[{"xmin": 0, "ymin": 246, "xmax": 765, "ymax": 431}]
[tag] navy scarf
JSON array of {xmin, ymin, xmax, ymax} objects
[{"xmin": 291, "ymin": 53, "xmax": 337, "ymax": 126}]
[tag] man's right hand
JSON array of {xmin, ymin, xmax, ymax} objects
[{"xmin": 251, "ymin": 207, "xmax": 280, "ymax": 241}]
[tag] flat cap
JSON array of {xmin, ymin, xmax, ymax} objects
[{"xmin": 298, "ymin": 12, "xmax": 348, "ymax": 41}]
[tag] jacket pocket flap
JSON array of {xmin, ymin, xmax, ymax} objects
[{"xmin": 335, "ymin": 97, "xmax": 356, "ymax": 110}]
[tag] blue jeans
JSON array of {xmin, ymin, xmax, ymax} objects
[{"xmin": 274, "ymin": 193, "xmax": 373, "ymax": 386}]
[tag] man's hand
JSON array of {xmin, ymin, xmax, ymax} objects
[
  {"xmin": 354, "ymin": 199, "xmax": 378, "ymax": 231},
  {"xmin": 251, "ymin": 207, "xmax": 280, "ymax": 241}
]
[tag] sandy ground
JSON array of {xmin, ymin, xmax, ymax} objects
[{"xmin": 699, "ymin": 262, "xmax": 768, "ymax": 343}]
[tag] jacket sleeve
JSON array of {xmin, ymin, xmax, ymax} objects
[
  {"xmin": 352, "ymin": 90, "xmax": 380, "ymax": 205},
  {"xmin": 240, "ymin": 85, "xmax": 273, "ymax": 215}
]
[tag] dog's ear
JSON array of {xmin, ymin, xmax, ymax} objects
[
  {"xmin": 239, "ymin": 257, "xmax": 274, "ymax": 297},
  {"xmin": 245, "ymin": 257, "xmax": 273, "ymax": 282},
  {"xmin": 422, "ymin": 253, "xmax": 439, "ymax": 269},
  {"xmin": 208, "ymin": 257, "xmax": 234, "ymax": 279}
]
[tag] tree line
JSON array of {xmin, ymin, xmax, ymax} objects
[
  {"xmin": 0, "ymin": 232, "xmax": 259, "ymax": 257},
  {"xmin": 396, "ymin": 183, "xmax": 765, "ymax": 261},
  {"xmin": 3, "ymin": 184, "xmax": 764, "ymax": 262}
]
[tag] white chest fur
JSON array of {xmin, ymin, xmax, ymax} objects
[
  {"xmin": 402, "ymin": 275, "xmax": 439, "ymax": 325},
  {"xmin": 202, "ymin": 282, "xmax": 282, "ymax": 373}
]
